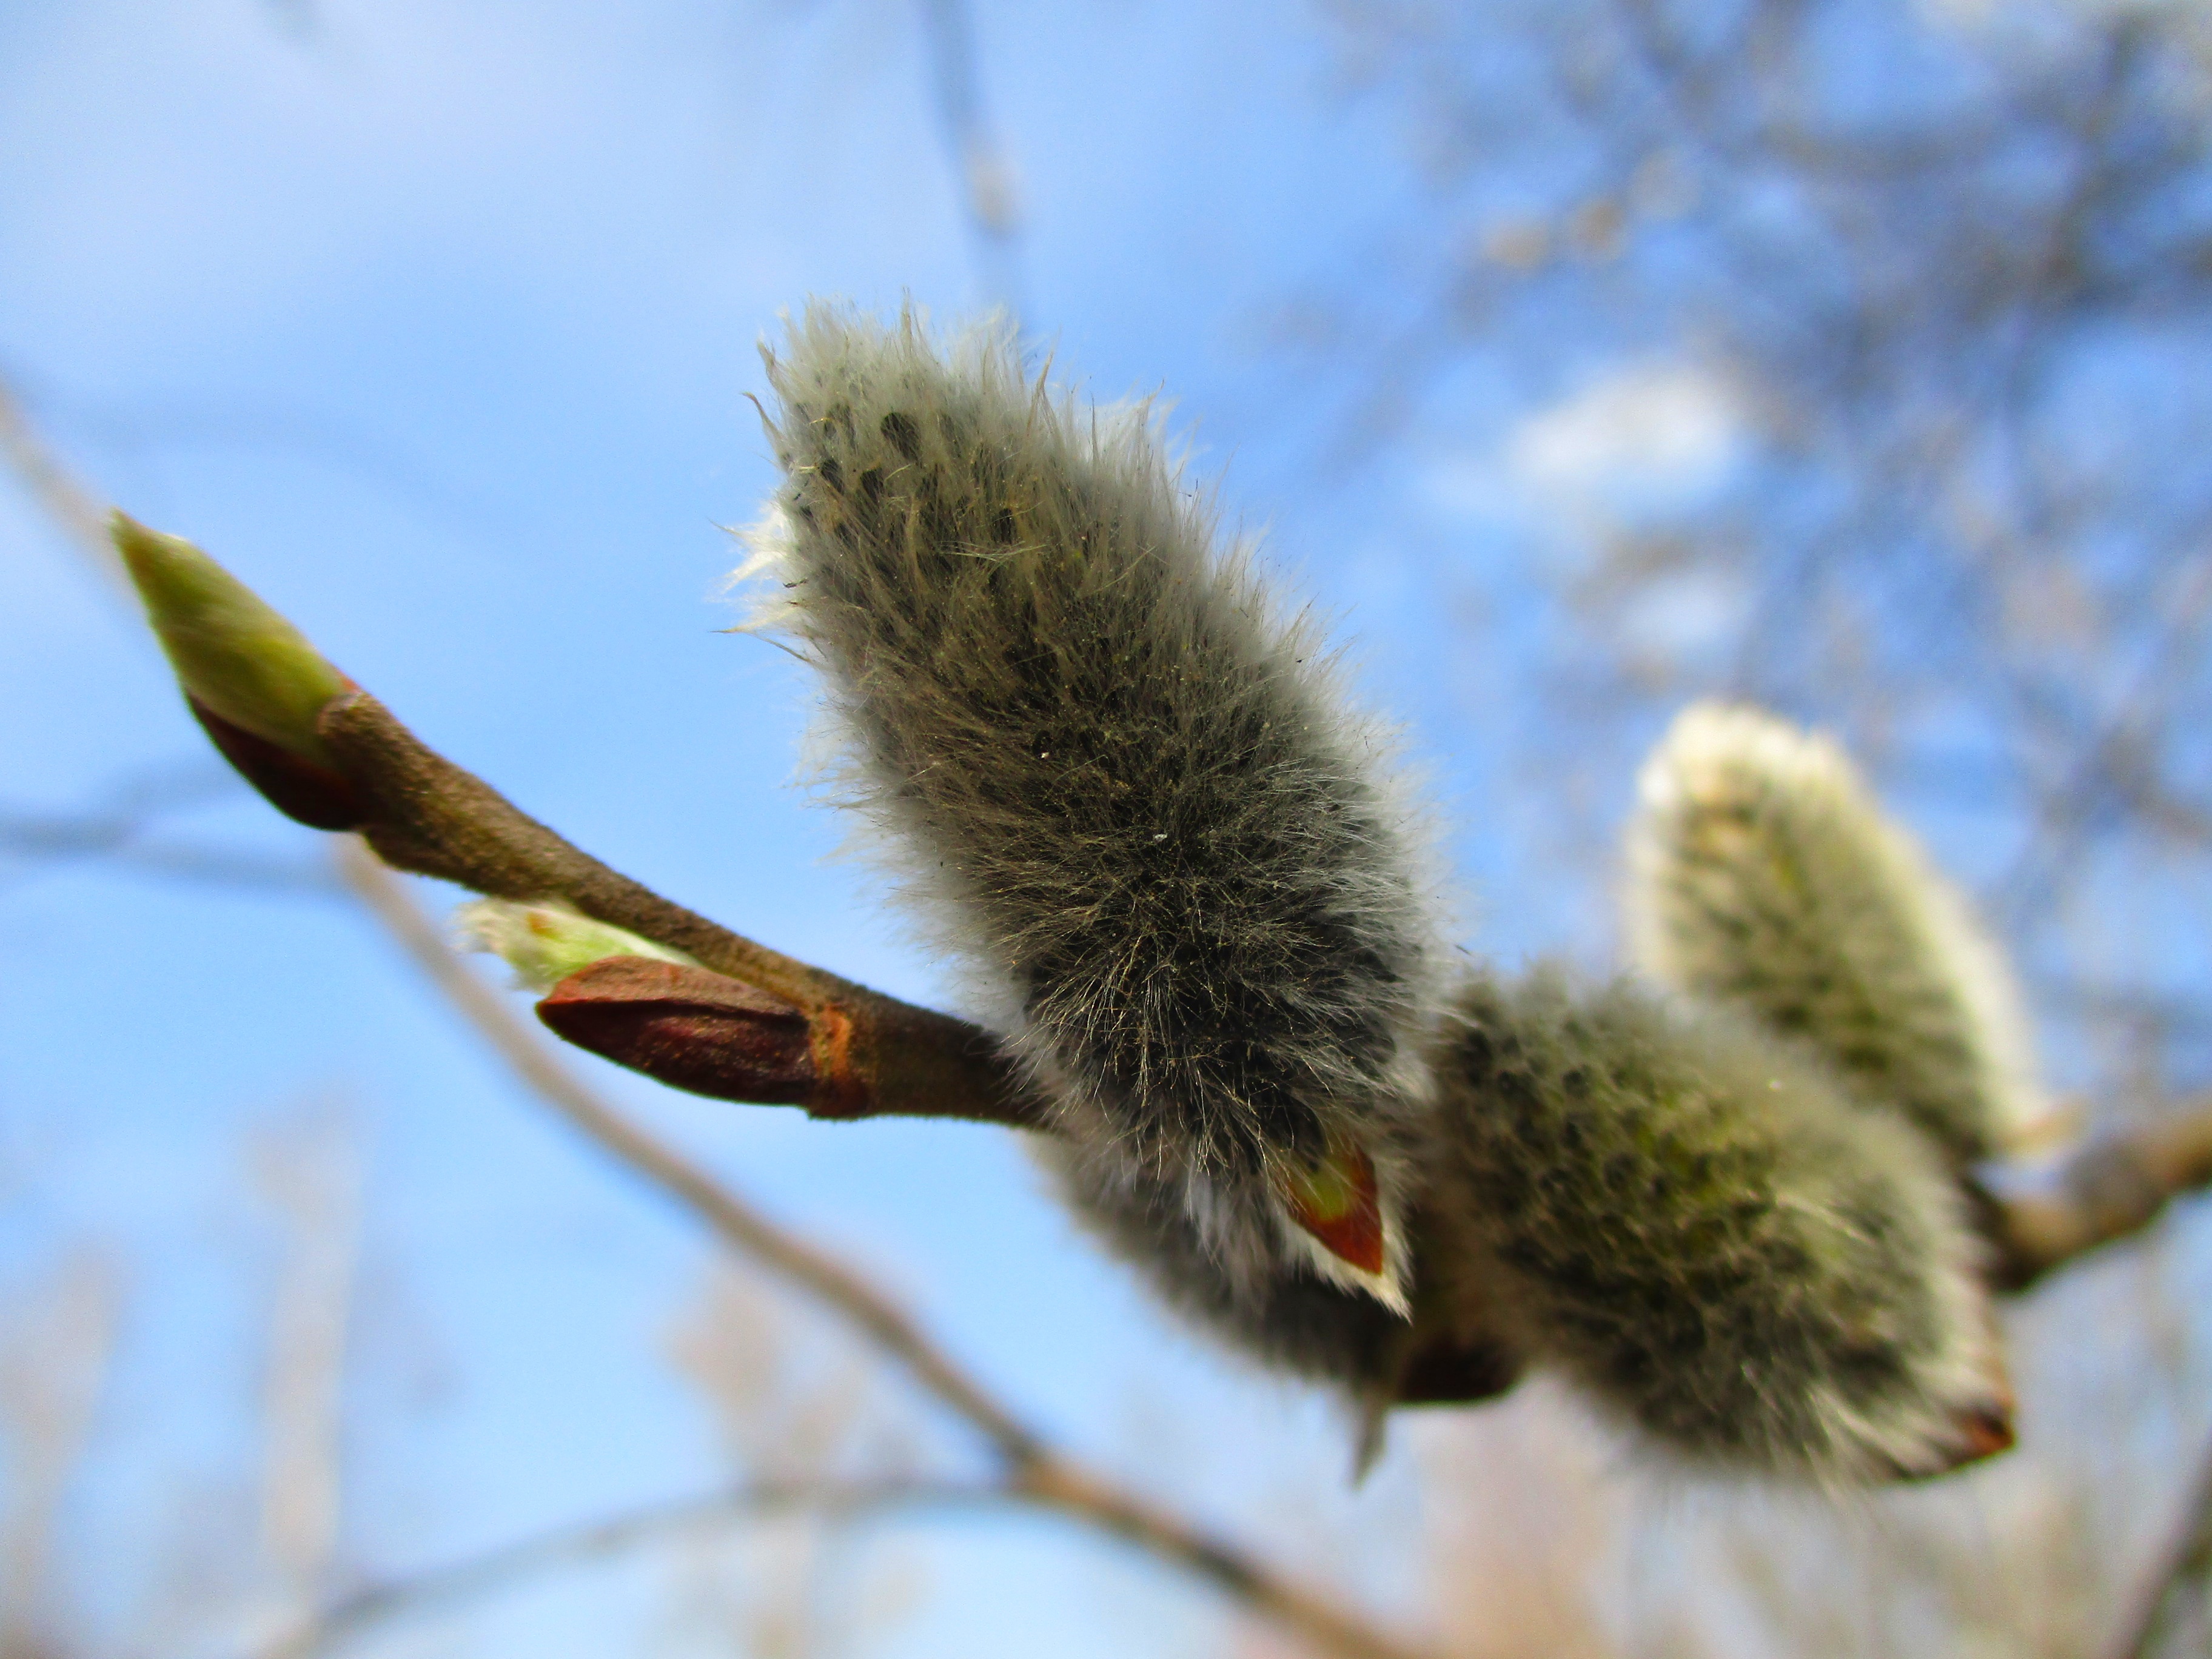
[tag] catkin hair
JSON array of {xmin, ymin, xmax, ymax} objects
[
  {"xmin": 1625, "ymin": 702, "xmax": 2041, "ymax": 1164},
  {"xmin": 1042, "ymin": 1139, "xmax": 1418, "ymax": 1389},
  {"xmin": 1431, "ymin": 968, "xmax": 2009, "ymax": 1483},
  {"xmin": 1038, "ymin": 1134, "xmax": 1524, "ymax": 1401},
  {"xmin": 739, "ymin": 303, "xmax": 1449, "ymax": 1297}
]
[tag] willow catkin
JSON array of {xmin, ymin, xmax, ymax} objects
[
  {"xmin": 737, "ymin": 304, "xmax": 1450, "ymax": 1315},
  {"xmin": 1626, "ymin": 702, "xmax": 2041, "ymax": 1164},
  {"xmin": 1432, "ymin": 968, "xmax": 2011, "ymax": 1481}
]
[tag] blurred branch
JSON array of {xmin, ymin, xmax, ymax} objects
[
  {"xmin": 0, "ymin": 771, "xmax": 335, "ymax": 896},
  {"xmin": 2114, "ymin": 1437, "xmax": 2212, "ymax": 1659},
  {"xmin": 280, "ymin": 1478, "xmax": 1007, "ymax": 1657},
  {"xmin": 0, "ymin": 372, "xmax": 122, "ymax": 592},
  {"xmin": 0, "ymin": 831, "xmax": 333, "ymax": 894},
  {"xmin": 253, "ymin": 1110, "xmax": 365, "ymax": 1635},
  {"xmin": 1980, "ymin": 1095, "xmax": 2212, "ymax": 1289},
  {"xmin": 338, "ymin": 842, "xmax": 1436, "ymax": 1659},
  {"xmin": 0, "ymin": 1250, "xmax": 124, "ymax": 1659},
  {"xmin": 914, "ymin": 0, "xmax": 1024, "ymax": 312}
]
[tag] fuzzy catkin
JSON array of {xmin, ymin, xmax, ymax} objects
[
  {"xmin": 1432, "ymin": 969, "xmax": 2008, "ymax": 1483},
  {"xmin": 1041, "ymin": 1134, "xmax": 1525, "ymax": 1401},
  {"xmin": 1042, "ymin": 1139, "xmax": 1418, "ymax": 1389},
  {"xmin": 741, "ymin": 304, "xmax": 1447, "ymax": 1305},
  {"xmin": 1625, "ymin": 702, "xmax": 2040, "ymax": 1164}
]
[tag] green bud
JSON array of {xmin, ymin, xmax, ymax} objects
[
  {"xmin": 110, "ymin": 513, "xmax": 347, "ymax": 766},
  {"xmin": 455, "ymin": 897, "xmax": 698, "ymax": 993}
]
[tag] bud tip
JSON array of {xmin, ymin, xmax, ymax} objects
[{"xmin": 109, "ymin": 511, "xmax": 346, "ymax": 766}]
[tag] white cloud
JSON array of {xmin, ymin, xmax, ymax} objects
[{"xmin": 1507, "ymin": 363, "xmax": 1744, "ymax": 505}]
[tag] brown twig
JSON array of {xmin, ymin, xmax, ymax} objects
[
  {"xmin": 337, "ymin": 842, "xmax": 1436, "ymax": 1659},
  {"xmin": 312, "ymin": 689, "xmax": 1048, "ymax": 1132},
  {"xmin": 1977, "ymin": 1097, "xmax": 2212, "ymax": 1290}
]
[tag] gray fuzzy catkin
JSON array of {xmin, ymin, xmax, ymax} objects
[
  {"xmin": 1625, "ymin": 703, "xmax": 2040, "ymax": 1165},
  {"xmin": 1041, "ymin": 1139, "xmax": 1420, "ymax": 1390},
  {"xmin": 1039, "ymin": 1134, "xmax": 1524, "ymax": 1402},
  {"xmin": 739, "ymin": 304, "xmax": 1449, "ymax": 1310},
  {"xmin": 1432, "ymin": 969, "xmax": 2009, "ymax": 1483}
]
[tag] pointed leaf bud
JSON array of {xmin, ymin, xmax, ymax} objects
[
  {"xmin": 111, "ymin": 514, "xmax": 346, "ymax": 762},
  {"xmin": 537, "ymin": 954, "xmax": 859, "ymax": 1111},
  {"xmin": 455, "ymin": 897, "xmax": 699, "ymax": 991},
  {"xmin": 110, "ymin": 514, "xmax": 365, "ymax": 829}
]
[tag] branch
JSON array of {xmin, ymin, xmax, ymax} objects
[
  {"xmin": 1978, "ymin": 1096, "xmax": 2212, "ymax": 1290},
  {"xmin": 916, "ymin": 0, "xmax": 1018, "ymax": 242},
  {"xmin": 276, "ymin": 1477, "xmax": 1010, "ymax": 1658},
  {"xmin": 0, "ymin": 374, "xmax": 122, "ymax": 592},
  {"xmin": 0, "ymin": 780, "xmax": 334, "ymax": 896},
  {"xmin": 313, "ymin": 685, "xmax": 1047, "ymax": 1131},
  {"xmin": 286, "ymin": 1467, "xmax": 1447, "ymax": 1659},
  {"xmin": 913, "ymin": 0, "xmax": 1024, "ymax": 312},
  {"xmin": 0, "ymin": 823, "xmax": 333, "ymax": 895}
]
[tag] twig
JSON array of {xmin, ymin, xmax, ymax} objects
[
  {"xmin": 0, "ymin": 797, "xmax": 334, "ymax": 896},
  {"xmin": 1977, "ymin": 1097, "xmax": 2212, "ymax": 1290},
  {"xmin": 311, "ymin": 688, "xmax": 1050, "ymax": 1133},
  {"xmin": 914, "ymin": 0, "xmax": 1024, "ymax": 313},
  {"xmin": 0, "ymin": 372, "xmax": 123, "ymax": 592}
]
